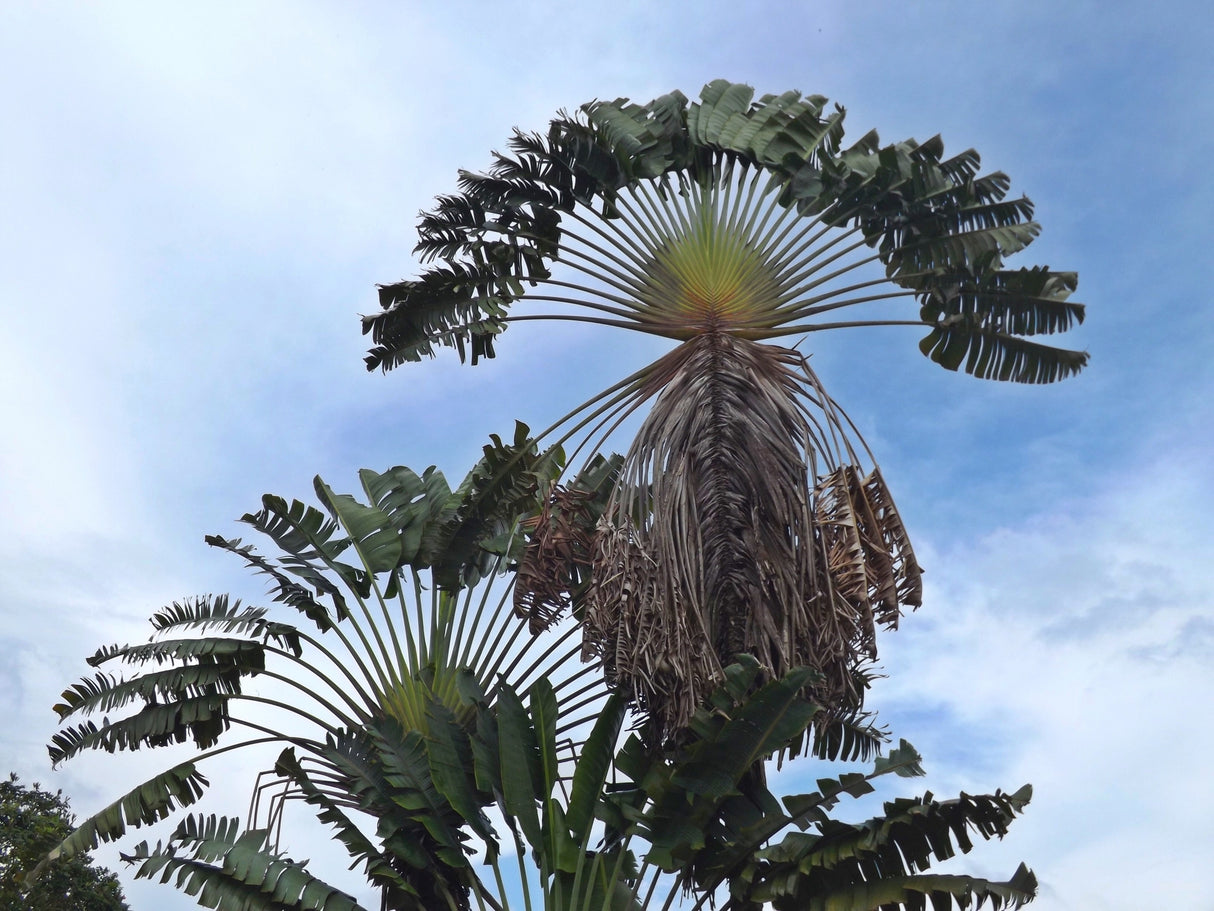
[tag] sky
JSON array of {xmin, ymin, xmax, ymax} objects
[{"xmin": 1, "ymin": 1, "xmax": 1211, "ymax": 908}]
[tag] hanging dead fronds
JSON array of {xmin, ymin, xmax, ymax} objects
[
  {"xmin": 513, "ymin": 333, "xmax": 925, "ymax": 743},
  {"xmin": 814, "ymin": 466, "xmax": 924, "ymax": 644},
  {"xmin": 862, "ymin": 466, "xmax": 924, "ymax": 610},
  {"xmin": 514, "ymin": 485, "xmax": 599, "ymax": 633},
  {"xmin": 514, "ymin": 454, "xmax": 622, "ymax": 633}
]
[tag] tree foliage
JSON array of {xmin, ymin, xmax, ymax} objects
[
  {"xmin": 1, "ymin": 774, "xmax": 128, "ymax": 911},
  {"xmin": 32, "ymin": 81, "xmax": 1072, "ymax": 911}
]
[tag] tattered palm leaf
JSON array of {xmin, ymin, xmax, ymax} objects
[
  {"xmin": 122, "ymin": 814, "xmax": 365, "ymax": 911},
  {"xmin": 741, "ymin": 787, "xmax": 1036, "ymax": 910},
  {"xmin": 24, "ymin": 764, "xmax": 210, "ymax": 883}
]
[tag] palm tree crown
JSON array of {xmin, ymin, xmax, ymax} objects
[
  {"xmin": 365, "ymin": 81, "xmax": 1086, "ymax": 741},
  {"xmin": 366, "ymin": 80, "xmax": 1085, "ymax": 380}
]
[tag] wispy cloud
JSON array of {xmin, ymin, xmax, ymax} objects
[{"xmin": 867, "ymin": 437, "xmax": 1214, "ymax": 908}]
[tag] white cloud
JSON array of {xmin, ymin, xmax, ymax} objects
[{"xmin": 866, "ymin": 441, "xmax": 1214, "ymax": 909}]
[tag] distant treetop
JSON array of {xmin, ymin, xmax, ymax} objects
[{"xmin": 1, "ymin": 773, "xmax": 129, "ymax": 911}]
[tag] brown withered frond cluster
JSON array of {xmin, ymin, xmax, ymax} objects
[
  {"xmin": 815, "ymin": 465, "xmax": 923, "ymax": 642},
  {"xmin": 515, "ymin": 333, "xmax": 923, "ymax": 743},
  {"xmin": 804, "ymin": 466, "xmax": 923, "ymax": 713},
  {"xmin": 513, "ymin": 485, "xmax": 599, "ymax": 633}
]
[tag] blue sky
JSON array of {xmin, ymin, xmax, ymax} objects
[{"xmin": 1, "ymin": 2, "xmax": 1211, "ymax": 908}]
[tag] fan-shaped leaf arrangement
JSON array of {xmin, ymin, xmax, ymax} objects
[{"xmin": 368, "ymin": 80, "xmax": 1086, "ymax": 739}]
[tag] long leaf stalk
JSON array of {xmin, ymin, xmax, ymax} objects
[
  {"xmin": 410, "ymin": 567, "xmax": 429, "ymax": 671},
  {"xmin": 276, "ymin": 631, "xmax": 380, "ymax": 716},
  {"xmin": 394, "ymin": 570, "xmax": 422, "ymax": 677},
  {"xmin": 369, "ymin": 575, "xmax": 411, "ymax": 689},
  {"xmin": 229, "ymin": 664, "xmax": 366, "ymax": 730},
  {"xmin": 509, "ymin": 829, "xmax": 536, "ymax": 911},
  {"xmin": 339, "ymin": 585, "xmax": 402, "ymax": 697},
  {"xmin": 455, "ymin": 563, "xmax": 510, "ymax": 672}
]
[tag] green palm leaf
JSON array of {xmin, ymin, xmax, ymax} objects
[
  {"xmin": 28, "ymin": 764, "xmax": 209, "ymax": 882},
  {"xmin": 122, "ymin": 815, "xmax": 364, "ymax": 911},
  {"xmin": 49, "ymin": 695, "xmax": 230, "ymax": 763},
  {"xmin": 425, "ymin": 421, "xmax": 564, "ymax": 590},
  {"xmin": 203, "ymin": 535, "xmax": 343, "ymax": 630},
  {"xmin": 767, "ymin": 867, "xmax": 1037, "ymax": 911},
  {"xmin": 148, "ymin": 594, "xmax": 267, "ymax": 634},
  {"xmin": 53, "ymin": 664, "xmax": 245, "ymax": 722}
]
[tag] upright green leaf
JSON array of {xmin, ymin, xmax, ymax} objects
[
  {"xmin": 494, "ymin": 683, "xmax": 543, "ymax": 852},
  {"xmin": 314, "ymin": 478, "xmax": 403, "ymax": 575},
  {"xmin": 424, "ymin": 702, "xmax": 496, "ymax": 848},
  {"xmin": 566, "ymin": 692, "xmax": 625, "ymax": 841}
]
